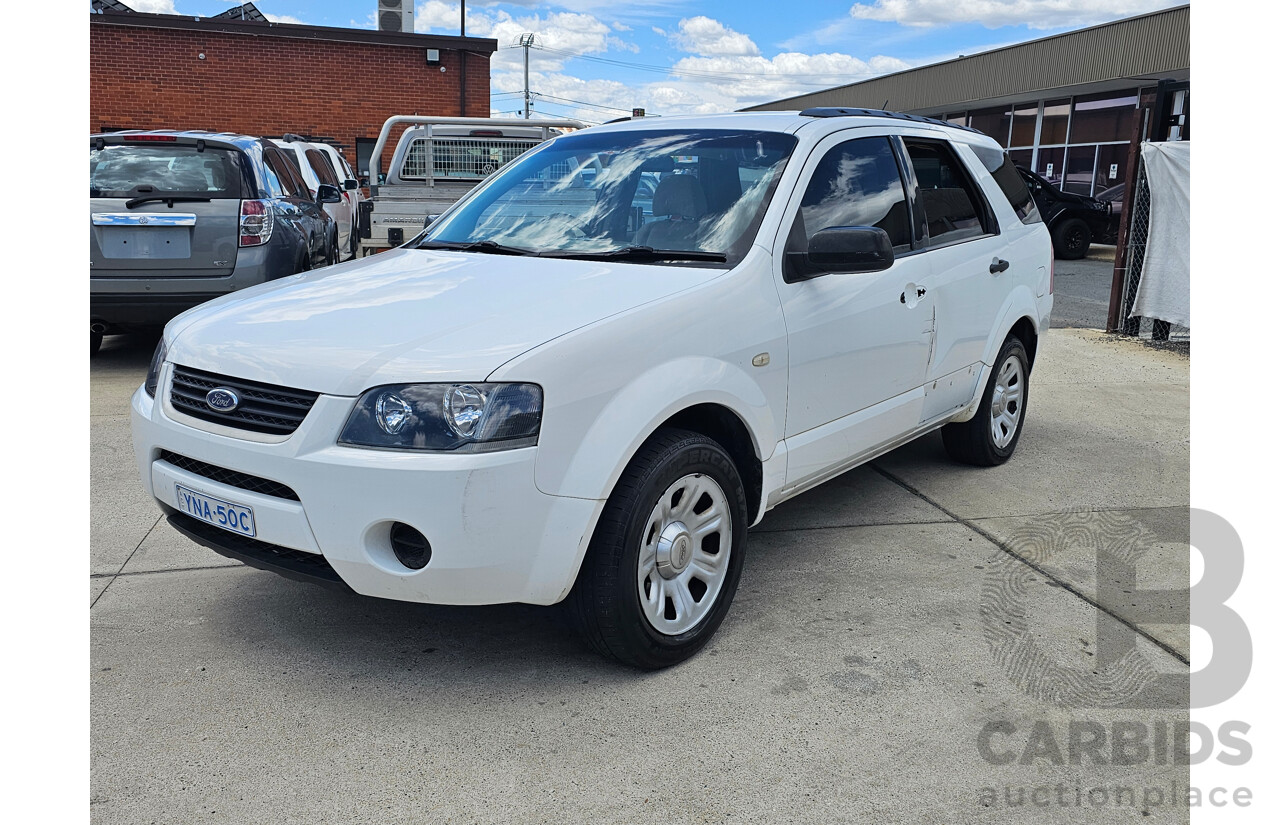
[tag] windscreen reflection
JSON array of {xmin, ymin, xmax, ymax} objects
[{"xmin": 419, "ymin": 129, "xmax": 797, "ymax": 265}]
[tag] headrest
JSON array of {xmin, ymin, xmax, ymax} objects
[{"xmin": 652, "ymin": 174, "xmax": 708, "ymax": 220}]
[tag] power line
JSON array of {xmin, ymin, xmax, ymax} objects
[{"xmin": 533, "ymin": 93, "xmax": 634, "ymax": 115}]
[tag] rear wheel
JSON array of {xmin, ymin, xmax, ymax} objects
[
  {"xmin": 567, "ymin": 428, "xmax": 748, "ymax": 670},
  {"xmin": 1052, "ymin": 217, "xmax": 1091, "ymax": 260},
  {"xmin": 91, "ymin": 332, "xmax": 103, "ymax": 355},
  {"xmin": 325, "ymin": 230, "xmax": 339, "ymax": 267},
  {"xmin": 942, "ymin": 336, "xmax": 1030, "ymax": 466}
]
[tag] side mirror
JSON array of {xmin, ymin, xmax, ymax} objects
[
  {"xmin": 316, "ymin": 183, "xmax": 342, "ymax": 204},
  {"xmin": 423, "ymin": 214, "xmax": 440, "ymax": 228},
  {"xmin": 344, "ymin": 179, "xmax": 359, "ymax": 191},
  {"xmin": 785, "ymin": 226, "xmax": 894, "ymax": 282}
]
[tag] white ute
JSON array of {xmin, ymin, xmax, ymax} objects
[{"xmin": 132, "ymin": 109, "xmax": 1053, "ymax": 669}]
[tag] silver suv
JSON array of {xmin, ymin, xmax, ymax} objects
[{"xmin": 90, "ymin": 130, "xmax": 341, "ymax": 353}]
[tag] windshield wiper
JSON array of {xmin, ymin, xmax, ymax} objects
[
  {"xmin": 541, "ymin": 246, "xmax": 727, "ymax": 263},
  {"xmin": 415, "ymin": 240, "xmax": 537, "ymax": 256},
  {"xmin": 124, "ymin": 195, "xmax": 213, "ymax": 209}
]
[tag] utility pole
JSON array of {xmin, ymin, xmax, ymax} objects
[{"xmin": 518, "ymin": 33, "xmax": 536, "ymax": 119}]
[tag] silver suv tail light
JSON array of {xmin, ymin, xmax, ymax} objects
[{"xmin": 239, "ymin": 199, "xmax": 274, "ymax": 247}]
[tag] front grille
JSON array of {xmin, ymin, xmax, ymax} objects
[
  {"xmin": 160, "ymin": 450, "xmax": 300, "ymax": 501},
  {"xmin": 168, "ymin": 513, "xmax": 350, "ymax": 592},
  {"xmin": 170, "ymin": 365, "xmax": 318, "ymax": 435}
]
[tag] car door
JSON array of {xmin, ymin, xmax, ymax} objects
[
  {"xmin": 899, "ymin": 137, "xmax": 1010, "ymax": 421},
  {"xmin": 264, "ymin": 147, "xmax": 327, "ymax": 268},
  {"xmin": 774, "ymin": 133, "xmax": 936, "ymax": 491},
  {"xmin": 305, "ymin": 147, "xmax": 353, "ymax": 252}
]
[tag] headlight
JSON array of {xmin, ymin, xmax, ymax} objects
[
  {"xmin": 144, "ymin": 338, "xmax": 168, "ymax": 398},
  {"xmin": 339, "ymin": 383, "xmax": 542, "ymax": 452}
]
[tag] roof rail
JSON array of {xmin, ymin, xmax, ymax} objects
[{"xmin": 798, "ymin": 107, "xmax": 982, "ymax": 135}]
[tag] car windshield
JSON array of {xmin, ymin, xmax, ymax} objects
[
  {"xmin": 90, "ymin": 144, "xmax": 244, "ymax": 199},
  {"xmin": 418, "ymin": 128, "xmax": 797, "ymax": 265}
]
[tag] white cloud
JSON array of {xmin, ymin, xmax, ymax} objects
[
  {"xmin": 849, "ymin": 0, "xmax": 1184, "ymax": 30},
  {"xmin": 670, "ymin": 16, "xmax": 759, "ymax": 57},
  {"xmin": 127, "ymin": 0, "xmax": 177, "ymax": 12},
  {"xmin": 417, "ymin": 2, "xmax": 615, "ymax": 74},
  {"xmin": 649, "ymin": 51, "xmax": 913, "ymax": 114}
]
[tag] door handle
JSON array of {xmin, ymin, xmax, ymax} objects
[{"xmin": 990, "ymin": 258, "xmax": 1010, "ymax": 274}]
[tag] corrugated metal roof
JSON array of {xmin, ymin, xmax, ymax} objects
[{"xmin": 747, "ymin": 4, "xmax": 1189, "ymax": 114}]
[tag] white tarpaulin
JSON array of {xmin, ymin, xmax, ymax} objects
[{"xmin": 1130, "ymin": 141, "xmax": 1190, "ymax": 327}]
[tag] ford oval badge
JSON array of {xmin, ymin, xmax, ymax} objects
[{"xmin": 205, "ymin": 388, "xmax": 240, "ymax": 412}]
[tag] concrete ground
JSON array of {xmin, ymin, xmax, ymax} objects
[
  {"xmin": 91, "ymin": 327, "xmax": 1190, "ymax": 823},
  {"xmin": 1050, "ymin": 255, "xmax": 1114, "ymax": 330}
]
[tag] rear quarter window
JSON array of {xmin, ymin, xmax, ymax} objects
[{"xmin": 970, "ymin": 143, "xmax": 1041, "ymax": 224}]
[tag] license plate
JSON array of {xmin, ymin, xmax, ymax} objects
[
  {"xmin": 99, "ymin": 226, "xmax": 191, "ymax": 259},
  {"xmin": 175, "ymin": 484, "xmax": 256, "ymax": 537}
]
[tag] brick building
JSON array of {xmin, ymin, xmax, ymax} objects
[{"xmin": 90, "ymin": 8, "xmax": 497, "ymax": 176}]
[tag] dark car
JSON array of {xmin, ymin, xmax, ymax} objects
[
  {"xmin": 90, "ymin": 130, "xmax": 341, "ymax": 353},
  {"xmin": 1017, "ymin": 167, "xmax": 1111, "ymax": 260},
  {"xmin": 1094, "ymin": 182, "xmax": 1125, "ymax": 245}
]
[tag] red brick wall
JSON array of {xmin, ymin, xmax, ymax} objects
[{"xmin": 90, "ymin": 21, "xmax": 491, "ymax": 171}]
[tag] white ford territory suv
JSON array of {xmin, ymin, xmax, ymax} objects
[{"xmin": 132, "ymin": 109, "xmax": 1053, "ymax": 669}]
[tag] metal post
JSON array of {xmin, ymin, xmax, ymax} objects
[
  {"xmin": 1107, "ymin": 107, "xmax": 1148, "ymax": 333},
  {"xmin": 521, "ymin": 34, "xmax": 533, "ymax": 119}
]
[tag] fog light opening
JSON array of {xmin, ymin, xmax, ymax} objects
[{"xmin": 389, "ymin": 522, "xmax": 432, "ymax": 570}]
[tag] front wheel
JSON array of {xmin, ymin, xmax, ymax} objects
[
  {"xmin": 941, "ymin": 336, "xmax": 1030, "ymax": 466},
  {"xmin": 1052, "ymin": 217, "xmax": 1092, "ymax": 260},
  {"xmin": 567, "ymin": 428, "xmax": 748, "ymax": 669}
]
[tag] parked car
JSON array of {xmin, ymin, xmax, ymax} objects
[
  {"xmin": 271, "ymin": 137, "xmax": 354, "ymax": 261},
  {"xmin": 132, "ymin": 109, "xmax": 1053, "ymax": 668},
  {"xmin": 1094, "ymin": 181, "xmax": 1125, "ymax": 244},
  {"xmin": 309, "ymin": 139, "xmax": 365, "ymax": 258},
  {"xmin": 1017, "ymin": 166, "xmax": 1111, "ymax": 259},
  {"xmin": 91, "ymin": 130, "xmax": 341, "ymax": 353}
]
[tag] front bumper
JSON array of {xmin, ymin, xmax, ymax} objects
[{"xmin": 130, "ymin": 373, "xmax": 603, "ymax": 606}]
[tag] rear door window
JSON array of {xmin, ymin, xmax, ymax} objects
[
  {"xmin": 970, "ymin": 143, "xmax": 1041, "ymax": 224},
  {"xmin": 904, "ymin": 140, "xmax": 992, "ymax": 246},
  {"xmin": 305, "ymin": 149, "xmax": 340, "ymax": 186},
  {"xmin": 265, "ymin": 148, "xmax": 310, "ymax": 199},
  {"xmin": 90, "ymin": 144, "xmax": 243, "ymax": 198}
]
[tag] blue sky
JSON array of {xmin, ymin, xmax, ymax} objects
[{"xmin": 127, "ymin": 1, "xmax": 1188, "ymax": 122}]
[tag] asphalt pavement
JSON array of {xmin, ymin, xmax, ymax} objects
[{"xmin": 91, "ymin": 324, "xmax": 1191, "ymax": 824}]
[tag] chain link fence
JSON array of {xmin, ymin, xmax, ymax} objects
[{"xmin": 1114, "ymin": 150, "xmax": 1190, "ymax": 345}]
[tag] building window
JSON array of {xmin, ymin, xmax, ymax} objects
[
  {"xmin": 1069, "ymin": 91, "xmax": 1140, "ymax": 144},
  {"xmin": 1010, "ymin": 103, "xmax": 1038, "ymax": 148},
  {"xmin": 1039, "ymin": 98, "xmax": 1070, "ymax": 145},
  {"xmin": 1063, "ymin": 145, "xmax": 1097, "ymax": 196},
  {"xmin": 1036, "ymin": 147, "xmax": 1065, "ymax": 186},
  {"xmin": 968, "ymin": 106, "xmax": 1011, "ymax": 146},
  {"xmin": 1094, "ymin": 144, "xmax": 1129, "ymax": 193}
]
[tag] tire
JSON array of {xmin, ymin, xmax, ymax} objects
[
  {"xmin": 91, "ymin": 332, "xmax": 103, "ymax": 355},
  {"xmin": 1052, "ymin": 217, "xmax": 1091, "ymax": 260},
  {"xmin": 325, "ymin": 231, "xmax": 339, "ymax": 267},
  {"xmin": 349, "ymin": 223, "xmax": 359, "ymax": 259},
  {"xmin": 567, "ymin": 428, "xmax": 749, "ymax": 670},
  {"xmin": 941, "ymin": 336, "xmax": 1030, "ymax": 466}
]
